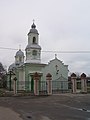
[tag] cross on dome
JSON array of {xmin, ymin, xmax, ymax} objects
[
  {"xmin": 55, "ymin": 54, "xmax": 57, "ymax": 59},
  {"xmin": 33, "ymin": 19, "xmax": 35, "ymax": 23},
  {"xmin": 19, "ymin": 44, "xmax": 21, "ymax": 50}
]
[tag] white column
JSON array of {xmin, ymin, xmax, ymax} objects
[
  {"xmin": 46, "ymin": 73, "xmax": 52, "ymax": 95},
  {"xmin": 13, "ymin": 77, "xmax": 17, "ymax": 95},
  {"xmin": 33, "ymin": 72, "xmax": 39, "ymax": 95},
  {"xmin": 71, "ymin": 77, "xmax": 77, "ymax": 93},
  {"xmin": 81, "ymin": 78, "xmax": 87, "ymax": 93},
  {"xmin": 34, "ymin": 79, "xmax": 39, "ymax": 95}
]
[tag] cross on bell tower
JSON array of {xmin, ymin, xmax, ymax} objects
[{"xmin": 33, "ymin": 19, "xmax": 35, "ymax": 23}]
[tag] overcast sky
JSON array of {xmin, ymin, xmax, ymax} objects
[{"xmin": 0, "ymin": 0, "xmax": 90, "ymax": 75}]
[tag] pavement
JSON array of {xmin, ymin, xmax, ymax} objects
[
  {"xmin": 0, "ymin": 106, "xmax": 23, "ymax": 120},
  {"xmin": 0, "ymin": 93, "xmax": 90, "ymax": 120},
  {"xmin": 0, "ymin": 106, "xmax": 51, "ymax": 120}
]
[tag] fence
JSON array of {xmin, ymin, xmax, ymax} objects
[
  {"xmin": 3, "ymin": 80, "xmax": 90, "ymax": 94},
  {"xmin": 87, "ymin": 80, "xmax": 90, "ymax": 92},
  {"xmin": 6, "ymin": 80, "xmax": 69, "ymax": 93},
  {"xmin": 52, "ymin": 81, "xmax": 69, "ymax": 93},
  {"xmin": 0, "ymin": 80, "xmax": 7, "ymax": 88}
]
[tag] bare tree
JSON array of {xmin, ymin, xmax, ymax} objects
[{"xmin": 0, "ymin": 62, "xmax": 7, "ymax": 88}]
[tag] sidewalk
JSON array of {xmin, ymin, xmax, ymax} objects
[
  {"xmin": 0, "ymin": 106, "xmax": 52, "ymax": 120},
  {"xmin": 0, "ymin": 106, "xmax": 23, "ymax": 120}
]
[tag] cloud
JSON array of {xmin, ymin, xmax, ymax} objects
[{"xmin": 0, "ymin": 0, "xmax": 90, "ymax": 74}]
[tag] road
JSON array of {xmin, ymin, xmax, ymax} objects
[{"xmin": 0, "ymin": 93, "xmax": 90, "ymax": 120}]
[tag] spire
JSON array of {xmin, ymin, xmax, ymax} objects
[
  {"xmin": 28, "ymin": 20, "xmax": 39, "ymax": 35},
  {"xmin": 31, "ymin": 19, "xmax": 36, "ymax": 29}
]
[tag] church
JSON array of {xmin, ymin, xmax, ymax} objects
[{"xmin": 8, "ymin": 22, "xmax": 68, "ymax": 95}]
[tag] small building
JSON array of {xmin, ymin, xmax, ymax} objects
[{"xmin": 7, "ymin": 22, "xmax": 68, "ymax": 95}]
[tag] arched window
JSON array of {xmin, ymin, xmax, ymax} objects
[
  {"xmin": 19, "ymin": 57, "xmax": 22, "ymax": 62},
  {"xmin": 32, "ymin": 50, "xmax": 37, "ymax": 56},
  {"xmin": 33, "ymin": 37, "xmax": 36, "ymax": 44}
]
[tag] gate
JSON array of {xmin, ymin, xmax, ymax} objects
[
  {"xmin": 6, "ymin": 80, "xmax": 69, "ymax": 95},
  {"xmin": 39, "ymin": 81, "xmax": 47, "ymax": 95}
]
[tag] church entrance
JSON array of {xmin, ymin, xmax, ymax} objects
[
  {"xmin": 30, "ymin": 74, "xmax": 41, "ymax": 94},
  {"xmin": 30, "ymin": 73, "xmax": 47, "ymax": 95},
  {"xmin": 31, "ymin": 77, "xmax": 34, "ymax": 92}
]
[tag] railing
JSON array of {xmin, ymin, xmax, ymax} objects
[{"xmin": 4, "ymin": 80, "xmax": 90, "ymax": 93}]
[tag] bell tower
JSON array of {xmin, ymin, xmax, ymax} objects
[{"xmin": 25, "ymin": 21, "xmax": 41, "ymax": 63}]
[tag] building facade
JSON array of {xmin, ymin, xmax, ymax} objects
[{"xmin": 8, "ymin": 22, "xmax": 68, "ymax": 95}]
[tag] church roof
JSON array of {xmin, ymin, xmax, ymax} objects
[
  {"xmin": 8, "ymin": 63, "xmax": 16, "ymax": 71},
  {"xmin": 28, "ymin": 22, "xmax": 39, "ymax": 35},
  {"xmin": 25, "ymin": 44, "xmax": 41, "ymax": 50},
  {"xmin": 15, "ymin": 49, "xmax": 24, "ymax": 57}
]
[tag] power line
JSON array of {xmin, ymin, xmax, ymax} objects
[
  {"xmin": 0, "ymin": 47, "xmax": 18, "ymax": 50},
  {"xmin": 42, "ymin": 50, "xmax": 90, "ymax": 53},
  {"xmin": 0, "ymin": 47, "xmax": 90, "ymax": 53}
]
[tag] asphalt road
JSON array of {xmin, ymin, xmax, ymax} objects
[{"xmin": 0, "ymin": 93, "xmax": 90, "ymax": 120}]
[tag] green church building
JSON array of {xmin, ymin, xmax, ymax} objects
[{"xmin": 8, "ymin": 22, "xmax": 68, "ymax": 95}]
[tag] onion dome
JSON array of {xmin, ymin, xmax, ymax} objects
[
  {"xmin": 15, "ymin": 49, "xmax": 24, "ymax": 57},
  {"xmin": 31, "ymin": 22, "xmax": 36, "ymax": 28},
  {"xmin": 28, "ymin": 22, "xmax": 39, "ymax": 35}
]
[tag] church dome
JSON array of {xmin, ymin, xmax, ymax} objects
[
  {"xmin": 15, "ymin": 49, "xmax": 24, "ymax": 57},
  {"xmin": 28, "ymin": 22, "xmax": 39, "ymax": 35},
  {"xmin": 31, "ymin": 22, "xmax": 36, "ymax": 28},
  {"xmin": 8, "ymin": 63, "xmax": 16, "ymax": 71}
]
